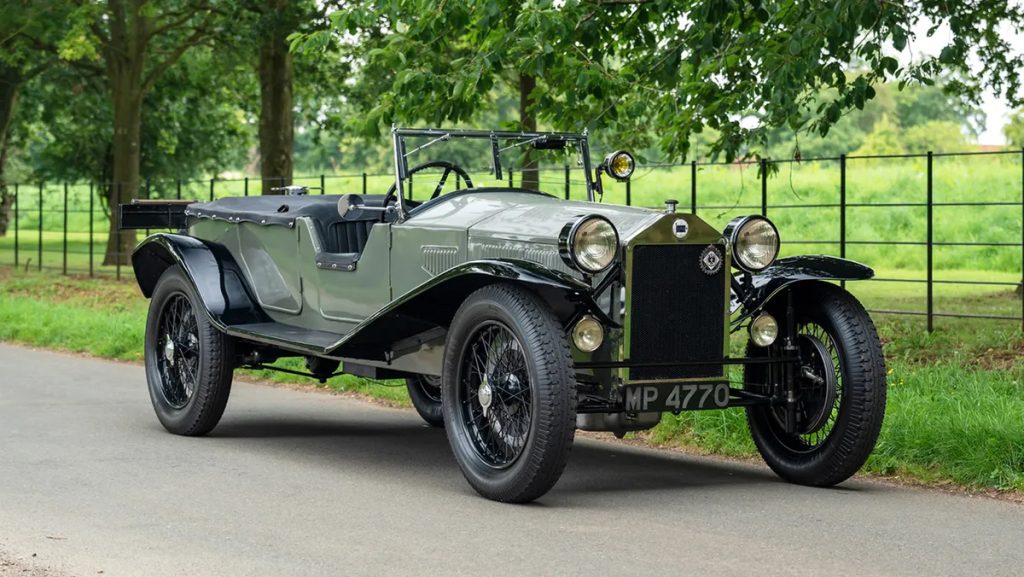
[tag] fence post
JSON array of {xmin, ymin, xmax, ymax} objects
[
  {"xmin": 362, "ymin": 172, "xmax": 367, "ymax": 195},
  {"xmin": 760, "ymin": 158, "xmax": 768, "ymax": 216},
  {"xmin": 62, "ymin": 182, "xmax": 68, "ymax": 275},
  {"xmin": 625, "ymin": 178, "xmax": 632, "ymax": 206},
  {"xmin": 13, "ymin": 183, "xmax": 18, "ymax": 267},
  {"xmin": 564, "ymin": 164, "xmax": 570, "ymax": 200},
  {"xmin": 409, "ymin": 173, "xmax": 413, "ymax": 200},
  {"xmin": 209, "ymin": 178, "xmax": 214, "ymax": 201},
  {"xmin": 243, "ymin": 177, "xmax": 248, "ymax": 197},
  {"xmin": 691, "ymin": 160, "xmax": 697, "ymax": 214},
  {"xmin": 88, "ymin": 182, "xmax": 94, "ymax": 277},
  {"xmin": 508, "ymin": 165, "xmax": 514, "ymax": 188},
  {"xmin": 926, "ymin": 151, "xmax": 934, "ymax": 333},
  {"xmin": 840, "ymin": 154, "xmax": 847, "ymax": 289},
  {"xmin": 115, "ymin": 182, "xmax": 121, "ymax": 281},
  {"xmin": 320, "ymin": 174, "xmax": 325, "ymax": 195},
  {"xmin": 37, "ymin": 182, "xmax": 43, "ymax": 271}
]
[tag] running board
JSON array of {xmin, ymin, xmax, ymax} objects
[{"xmin": 226, "ymin": 322, "xmax": 345, "ymax": 355}]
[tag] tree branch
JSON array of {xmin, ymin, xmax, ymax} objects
[
  {"xmin": 144, "ymin": 1, "xmax": 220, "ymax": 41},
  {"xmin": 140, "ymin": 19, "xmax": 213, "ymax": 94}
]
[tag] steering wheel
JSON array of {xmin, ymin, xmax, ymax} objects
[{"xmin": 383, "ymin": 160, "xmax": 474, "ymax": 210}]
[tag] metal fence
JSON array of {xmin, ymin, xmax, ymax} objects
[{"xmin": 1, "ymin": 148, "xmax": 1022, "ymax": 331}]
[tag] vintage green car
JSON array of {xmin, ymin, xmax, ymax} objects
[{"xmin": 124, "ymin": 128, "xmax": 887, "ymax": 503}]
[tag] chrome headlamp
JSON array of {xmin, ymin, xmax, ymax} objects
[
  {"xmin": 601, "ymin": 150, "xmax": 635, "ymax": 181},
  {"xmin": 723, "ymin": 215, "xmax": 780, "ymax": 272},
  {"xmin": 559, "ymin": 215, "xmax": 619, "ymax": 274}
]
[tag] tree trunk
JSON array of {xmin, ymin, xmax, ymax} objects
[
  {"xmin": 102, "ymin": 81, "xmax": 143, "ymax": 265},
  {"xmin": 0, "ymin": 63, "xmax": 20, "ymax": 237},
  {"xmin": 102, "ymin": 2, "xmax": 145, "ymax": 266},
  {"xmin": 258, "ymin": 2, "xmax": 294, "ymax": 195},
  {"xmin": 519, "ymin": 73, "xmax": 539, "ymax": 191}
]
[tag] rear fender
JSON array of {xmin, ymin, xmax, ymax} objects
[{"xmin": 131, "ymin": 233, "xmax": 266, "ymax": 327}]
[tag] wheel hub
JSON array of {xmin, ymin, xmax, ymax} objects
[
  {"xmin": 163, "ymin": 336, "xmax": 176, "ymax": 367},
  {"xmin": 796, "ymin": 334, "xmax": 838, "ymax": 435},
  {"xmin": 478, "ymin": 377, "xmax": 493, "ymax": 416}
]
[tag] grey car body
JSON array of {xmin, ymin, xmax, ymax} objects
[{"xmin": 125, "ymin": 128, "xmax": 886, "ymax": 502}]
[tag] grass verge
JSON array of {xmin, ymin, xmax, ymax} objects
[{"xmin": 1, "ymin": 266, "xmax": 1021, "ymax": 494}]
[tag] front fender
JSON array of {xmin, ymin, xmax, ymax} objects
[
  {"xmin": 735, "ymin": 255, "xmax": 874, "ymax": 321},
  {"xmin": 131, "ymin": 233, "xmax": 266, "ymax": 327},
  {"xmin": 331, "ymin": 259, "xmax": 607, "ymax": 359}
]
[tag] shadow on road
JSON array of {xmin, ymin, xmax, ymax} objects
[{"xmin": 204, "ymin": 412, "xmax": 804, "ymax": 502}]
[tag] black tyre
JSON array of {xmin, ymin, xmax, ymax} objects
[
  {"xmin": 407, "ymin": 375, "xmax": 444, "ymax": 427},
  {"xmin": 442, "ymin": 284, "xmax": 576, "ymax": 503},
  {"xmin": 145, "ymin": 266, "xmax": 234, "ymax": 436},
  {"xmin": 745, "ymin": 282, "xmax": 887, "ymax": 486}
]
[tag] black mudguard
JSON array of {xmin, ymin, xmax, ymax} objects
[
  {"xmin": 131, "ymin": 233, "xmax": 267, "ymax": 327},
  {"xmin": 331, "ymin": 259, "xmax": 608, "ymax": 358},
  {"xmin": 735, "ymin": 255, "xmax": 874, "ymax": 322}
]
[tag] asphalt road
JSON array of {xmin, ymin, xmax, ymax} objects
[{"xmin": 1, "ymin": 344, "xmax": 1021, "ymax": 577}]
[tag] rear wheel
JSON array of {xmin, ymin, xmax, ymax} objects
[
  {"xmin": 744, "ymin": 282, "xmax": 886, "ymax": 486},
  {"xmin": 442, "ymin": 284, "xmax": 576, "ymax": 503},
  {"xmin": 407, "ymin": 375, "xmax": 444, "ymax": 427},
  {"xmin": 145, "ymin": 266, "xmax": 234, "ymax": 436}
]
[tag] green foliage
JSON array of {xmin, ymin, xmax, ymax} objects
[
  {"xmin": 894, "ymin": 82, "xmax": 985, "ymax": 136},
  {"xmin": 292, "ymin": 0, "xmax": 1024, "ymax": 163},
  {"xmin": 768, "ymin": 81, "xmax": 981, "ymax": 160},
  {"xmin": 852, "ymin": 115, "xmax": 905, "ymax": 156},
  {"xmin": 10, "ymin": 48, "xmax": 251, "ymax": 190},
  {"xmin": 903, "ymin": 120, "xmax": 967, "ymax": 153},
  {"xmin": 1004, "ymin": 109, "xmax": 1024, "ymax": 148}
]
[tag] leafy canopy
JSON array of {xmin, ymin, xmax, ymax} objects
[{"xmin": 293, "ymin": 0, "xmax": 1024, "ymax": 162}]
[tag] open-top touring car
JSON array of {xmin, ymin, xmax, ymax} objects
[{"xmin": 122, "ymin": 127, "xmax": 887, "ymax": 503}]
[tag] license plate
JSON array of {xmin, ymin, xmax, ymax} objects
[{"xmin": 623, "ymin": 382, "xmax": 730, "ymax": 412}]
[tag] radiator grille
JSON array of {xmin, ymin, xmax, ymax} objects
[{"xmin": 628, "ymin": 244, "xmax": 726, "ymax": 380}]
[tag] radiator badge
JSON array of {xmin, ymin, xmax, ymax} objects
[
  {"xmin": 699, "ymin": 245, "xmax": 723, "ymax": 275},
  {"xmin": 672, "ymin": 218, "xmax": 689, "ymax": 239}
]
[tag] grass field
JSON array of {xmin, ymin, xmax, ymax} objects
[{"xmin": 0, "ymin": 266, "xmax": 1020, "ymax": 493}]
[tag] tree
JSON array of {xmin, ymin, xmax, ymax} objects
[
  {"xmin": 894, "ymin": 81, "xmax": 984, "ymax": 137},
  {"xmin": 851, "ymin": 115, "xmax": 903, "ymax": 156},
  {"xmin": 0, "ymin": 1, "xmax": 71, "ymax": 236},
  {"xmin": 243, "ymin": 0, "xmax": 342, "ymax": 194},
  {"xmin": 902, "ymin": 120, "xmax": 966, "ymax": 153},
  {"xmin": 12, "ymin": 48, "xmax": 250, "ymax": 195},
  {"xmin": 0, "ymin": 61, "xmax": 21, "ymax": 236},
  {"xmin": 293, "ymin": 1, "xmax": 1024, "ymax": 166},
  {"xmin": 1004, "ymin": 109, "xmax": 1024, "ymax": 148},
  {"xmin": 59, "ymin": 1, "xmax": 225, "ymax": 265}
]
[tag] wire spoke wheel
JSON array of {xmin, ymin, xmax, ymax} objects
[
  {"xmin": 744, "ymin": 283, "xmax": 887, "ymax": 487},
  {"xmin": 458, "ymin": 322, "xmax": 533, "ymax": 469},
  {"xmin": 420, "ymin": 375, "xmax": 443, "ymax": 403},
  {"xmin": 155, "ymin": 293, "xmax": 200, "ymax": 409},
  {"xmin": 442, "ymin": 284, "xmax": 576, "ymax": 502},
  {"xmin": 406, "ymin": 374, "xmax": 445, "ymax": 427},
  {"xmin": 144, "ymin": 266, "xmax": 234, "ymax": 436}
]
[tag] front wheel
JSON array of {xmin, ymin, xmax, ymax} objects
[
  {"xmin": 744, "ymin": 282, "xmax": 887, "ymax": 486},
  {"xmin": 145, "ymin": 266, "xmax": 234, "ymax": 436},
  {"xmin": 442, "ymin": 284, "xmax": 577, "ymax": 503}
]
